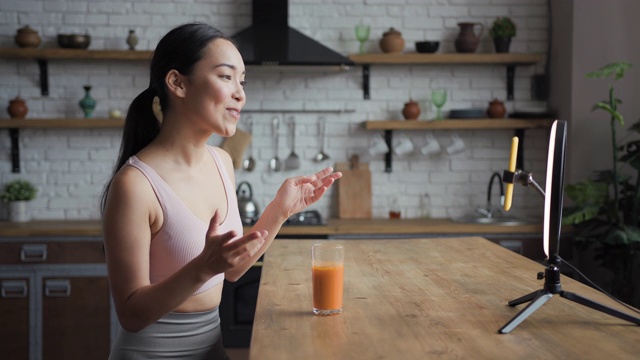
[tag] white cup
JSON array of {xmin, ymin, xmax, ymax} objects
[
  {"xmin": 446, "ymin": 134, "xmax": 465, "ymax": 155},
  {"xmin": 393, "ymin": 134, "xmax": 414, "ymax": 156},
  {"xmin": 368, "ymin": 133, "xmax": 389, "ymax": 155},
  {"xmin": 420, "ymin": 133, "xmax": 441, "ymax": 156}
]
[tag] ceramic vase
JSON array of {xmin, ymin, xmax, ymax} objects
[
  {"xmin": 9, "ymin": 201, "xmax": 30, "ymax": 222},
  {"xmin": 126, "ymin": 29, "xmax": 138, "ymax": 50},
  {"xmin": 7, "ymin": 96, "xmax": 28, "ymax": 119},
  {"xmin": 79, "ymin": 85, "xmax": 96, "ymax": 118},
  {"xmin": 15, "ymin": 26, "xmax": 41, "ymax": 48},
  {"xmin": 454, "ymin": 22, "xmax": 484, "ymax": 53}
]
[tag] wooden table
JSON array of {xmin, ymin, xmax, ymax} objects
[{"xmin": 250, "ymin": 238, "xmax": 640, "ymax": 359}]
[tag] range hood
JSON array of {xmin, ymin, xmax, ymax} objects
[{"xmin": 232, "ymin": 0, "xmax": 354, "ymax": 68}]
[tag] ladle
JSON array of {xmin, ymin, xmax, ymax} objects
[
  {"xmin": 269, "ymin": 117, "xmax": 282, "ymax": 171},
  {"xmin": 314, "ymin": 117, "xmax": 330, "ymax": 162},
  {"xmin": 285, "ymin": 116, "xmax": 300, "ymax": 170},
  {"xmin": 242, "ymin": 117, "xmax": 256, "ymax": 172}
]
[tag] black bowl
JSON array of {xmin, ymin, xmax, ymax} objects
[
  {"xmin": 57, "ymin": 34, "xmax": 91, "ymax": 49},
  {"xmin": 415, "ymin": 41, "xmax": 439, "ymax": 53}
]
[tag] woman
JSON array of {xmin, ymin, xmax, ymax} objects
[{"xmin": 101, "ymin": 23, "xmax": 341, "ymax": 359}]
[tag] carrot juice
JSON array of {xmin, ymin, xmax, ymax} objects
[{"xmin": 311, "ymin": 243, "xmax": 344, "ymax": 316}]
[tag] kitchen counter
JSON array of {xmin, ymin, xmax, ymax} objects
[
  {"xmin": 0, "ymin": 218, "xmax": 544, "ymax": 238},
  {"xmin": 250, "ymin": 238, "xmax": 640, "ymax": 359}
]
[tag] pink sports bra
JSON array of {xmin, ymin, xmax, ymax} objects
[{"xmin": 125, "ymin": 146, "xmax": 243, "ymax": 295}]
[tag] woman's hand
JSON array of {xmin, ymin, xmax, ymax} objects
[
  {"xmin": 197, "ymin": 210, "xmax": 267, "ymax": 278},
  {"xmin": 272, "ymin": 167, "xmax": 342, "ymax": 219}
]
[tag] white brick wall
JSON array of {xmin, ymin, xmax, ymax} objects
[{"xmin": 0, "ymin": 0, "xmax": 549, "ymax": 222}]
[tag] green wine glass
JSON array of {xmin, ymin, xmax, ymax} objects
[
  {"xmin": 355, "ymin": 24, "xmax": 371, "ymax": 54},
  {"xmin": 431, "ymin": 90, "xmax": 447, "ymax": 120}
]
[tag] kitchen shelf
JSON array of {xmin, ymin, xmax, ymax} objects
[
  {"xmin": 0, "ymin": 48, "xmax": 153, "ymax": 96},
  {"xmin": 1, "ymin": 118, "xmax": 124, "ymax": 173},
  {"xmin": 348, "ymin": 52, "xmax": 545, "ymax": 100},
  {"xmin": 363, "ymin": 118, "xmax": 554, "ymax": 173}
]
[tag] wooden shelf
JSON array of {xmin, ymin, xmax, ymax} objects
[
  {"xmin": 364, "ymin": 118, "xmax": 554, "ymax": 130},
  {"xmin": 1, "ymin": 118, "xmax": 124, "ymax": 173},
  {"xmin": 348, "ymin": 52, "xmax": 544, "ymax": 100},
  {"xmin": 348, "ymin": 52, "xmax": 544, "ymax": 65},
  {"xmin": 0, "ymin": 48, "xmax": 153, "ymax": 96},
  {"xmin": 0, "ymin": 48, "xmax": 153, "ymax": 60},
  {"xmin": 0, "ymin": 118, "xmax": 125, "ymax": 129}
]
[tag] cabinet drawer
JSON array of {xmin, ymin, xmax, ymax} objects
[{"xmin": 0, "ymin": 242, "xmax": 105, "ymax": 264}]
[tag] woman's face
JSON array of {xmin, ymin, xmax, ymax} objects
[{"xmin": 182, "ymin": 38, "xmax": 246, "ymax": 137}]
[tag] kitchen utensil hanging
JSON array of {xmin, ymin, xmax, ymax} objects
[
  {"xmin": 285, "ymin": 116, "xmax": 300, "ymax": 170},
  {"xmin": 269, "ymin": 116, "xmax": 282, "ymax": 171},
  {"xmin": 314, "ymin": 116, "xmax": 330, "ymax": 162},
  {"xmin": 242, "ymin": 116, "xmax": 256, "ymax": 172}
]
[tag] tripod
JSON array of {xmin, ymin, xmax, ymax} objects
[{"xmin": 499, "ymin": 257, "xmax": 640, "ymax": 333}]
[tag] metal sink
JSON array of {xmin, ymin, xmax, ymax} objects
[{"xmin": 452, "ymin": 216, "xmax": 539, "ymax": 226}]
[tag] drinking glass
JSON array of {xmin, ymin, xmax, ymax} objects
[
  {"xmin": 431, "ymin": 90, "xmax": 447, "ymax": 120},
  {"xmin": 355, "ymin": 24, "xmax": 371, "ymax": 54},
  {"xmin": 312, "ymin": 243, "xmax": 344, "ymax": 316}
]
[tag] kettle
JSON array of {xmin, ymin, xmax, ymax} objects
[{"xmin": 237, "ymin": 181, "xmax": 260, "ymax": 225}]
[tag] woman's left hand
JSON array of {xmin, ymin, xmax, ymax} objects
[{"xmin": 273, "ymin": 167, "xmax": 342, "ymax": 219}]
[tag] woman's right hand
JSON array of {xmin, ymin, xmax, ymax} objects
[{"xmin": 197, "ymin": 210, "xmax": 267, "ymax": 277}]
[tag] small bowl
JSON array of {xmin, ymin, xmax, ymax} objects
[
  {"xmin": 415, "ymin": 41, "xmax": 439, "ymax": 53},
  {"xmin": 57, "ymin": 34, "xmax": 91, "ymax": 49}
]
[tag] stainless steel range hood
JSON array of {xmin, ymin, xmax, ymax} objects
[{"xmin": 232, "ymin": 0, "xmax": 354, "ymax": 68}]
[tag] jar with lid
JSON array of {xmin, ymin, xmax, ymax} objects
[
  {"xmin": 7, "ymin": 96, "xmax": 28, "ymax": 119},
  {"xmin": 15, "ymin": 26, "xmax": 41, "ymax": 48},
  {"xmin": 402, "ymin": 99, "xmax": 421, "ymax": 120},
  {"xmin": 379, "ymin": 27, "xmax": 405, "ymax": 54}
]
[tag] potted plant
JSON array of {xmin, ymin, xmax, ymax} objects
[
  {"xmin": 489, "ymin": 17, "xmax": 516, "ymax": 53},
  {"xmin": 1, "ymin": 179, "xmax": 37, "ymax": 222},
  {"xmin": 562, "ymin": 61, "xmax": 639, "ymax": 307}
]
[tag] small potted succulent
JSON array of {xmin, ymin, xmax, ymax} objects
[
  {"xmin": 1, "ymin": 179, "xmax": 38, "ymax": 222},
  {"xmin": 489, "ymin": 17, "xmax": 516, "ymax": 53}
]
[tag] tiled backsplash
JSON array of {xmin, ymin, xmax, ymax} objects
[{"xmin": 0, "ymin": 0, "xmax": 549, "ymax": 221}]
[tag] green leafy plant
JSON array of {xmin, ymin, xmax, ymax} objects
[
  {"xmin": 562, "ymin": 61, "xmax": 638, "ymax": 304},
  {"xmin": 489, "ymin": 17, "xmax": 516, "ymax": 38},
  {"xmin": 0, "ymin": 179, "xmax": 38, "ymax": 202}
]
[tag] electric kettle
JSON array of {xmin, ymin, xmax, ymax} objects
[{"xmin": 237, "ymin": 181, "xmax": 260, "ymax": 225}]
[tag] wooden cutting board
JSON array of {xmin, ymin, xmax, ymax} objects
[{"xmin": 336, "ymin": 155, "xmax": 372, "ymax": 219}]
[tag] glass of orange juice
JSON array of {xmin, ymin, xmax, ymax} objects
[{"xmin": 312, "ymin": 243, "xmax": 344, "ymax": 316}]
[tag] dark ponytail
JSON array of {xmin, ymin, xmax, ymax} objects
[{"xmin": 101, "ymin": 22, "xmax": 233, "ymax": 213}]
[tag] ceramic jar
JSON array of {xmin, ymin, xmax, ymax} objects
[
  {"xmin": 454, "ymin": 22, "xmax": 484, "ymax": 53},
  {"xmin": 7, "ymin": 96, "xmax": 28, "ymax": 119},
  {"xmin": 487, "ymin": 98, "xmax": 506, "ymax": 118},
  {"xmin": 15, "ymin": 26, "xmax": 41, "ymax": 48},
  {"xmin": 402, "ymin": 99, "xmax": 421, "ymax": 120},
  {"xmin": 79, "ymin": 85, "xmax": 97, "ymax": 118},
  {"xmin": 379, "ymin": 28, "xmax": 405, "ymax": 54},
  {"xmin": 126, "ymin": 29, "xmax": 138, "ymax": 50}
]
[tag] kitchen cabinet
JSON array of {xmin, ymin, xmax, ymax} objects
[
  {"xmin": 348, "ymin": 52, "xmax": 544, "ymax": 100},
  {"xmin": 0, "ymin": 238, "xmax": 114, "ymax": 360}
]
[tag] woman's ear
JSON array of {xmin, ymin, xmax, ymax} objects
[{"xmin": 165, "ymin": 69, "xmax": 186, "ymax": 98}]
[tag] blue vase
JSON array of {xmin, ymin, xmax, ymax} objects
[{"xmin": 79, "ymin": 85, "xmax": 96, "ymax": 118}]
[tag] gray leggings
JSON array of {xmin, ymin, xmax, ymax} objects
[{"xmin": 109, "ymin": 308, "xmax": 230, "ymax": 360}]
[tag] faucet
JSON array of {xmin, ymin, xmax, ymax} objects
[{"xmin": 476, "ymin": 172, "xmax": 505, "ymax": 218}]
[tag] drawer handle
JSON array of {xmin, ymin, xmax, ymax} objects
[
  {"xmin": 20, "ymin": 244, "xmax": 48, "ymax": 262},
  {"xmin": 1, "ymin": 280, "xmax": 28, "ymax": 298},
  {"xmin": 44, "ymin": 279, "xmax": 71, "ymax": 297}
]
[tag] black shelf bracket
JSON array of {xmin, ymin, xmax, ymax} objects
[
  {"xmin": 9, "ymin": 128, "xmax": 20, "ymax": 173},
  {"xmin": 37, "ymin": 59, "xmax": 49, "ymax": 96},
  {"xmin": 384, "ymin": 130, "xmax": 393, "ymax": 173},
  {"xmin": 506, "ymin": 65, "xmax": 515, "ymax": 101},
  {"xmin": 362, "ymin": 65, "xmax": 371, "ymax": 99}
]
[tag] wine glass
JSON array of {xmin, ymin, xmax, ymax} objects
[
  {"xmin": 431, "ymin": 90, "xmax": 447, "ymax": 120},
  {"xmin": 355, "ymin": 24, "xmax": 371, "ymax": 54}
]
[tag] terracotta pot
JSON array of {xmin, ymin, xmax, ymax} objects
[
  {"xmin": 14, "ymin": 26, "xmax": 41, "ymax": 48},
  {"xmin": 379, "ymin": 28, "xmax": 405, "ymax": 54},
  {"xmin": 402, "ymin": 99, "xmax": 420, "ymax": 120},
  {"xmin": 454, "ymin": 22, "xmax": 484, "ymax": 53},
  {"xmin": 7, "ymin": 96, "xmax": 28, "ymax": 119},
  {"xmin": 486, "ymin": 98, "xmax": 506, "ymax": 118}
]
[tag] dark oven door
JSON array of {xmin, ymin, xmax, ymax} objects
[{"xmin": 220, "ymin": 262, "xmax": 262, "ymax": 348}]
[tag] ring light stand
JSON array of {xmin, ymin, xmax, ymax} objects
[{"xmin": 498, "ymin": 120, "xmax": 640, "ymax": 334}]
